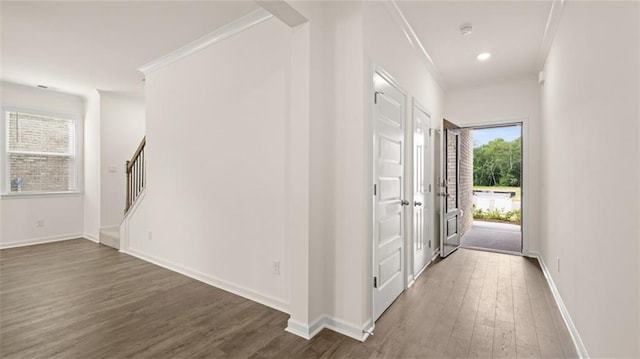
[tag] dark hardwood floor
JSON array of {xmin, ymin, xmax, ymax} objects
[{"xmin": 0, "ymin": 239, "xmax": 576, "ymax": 358}]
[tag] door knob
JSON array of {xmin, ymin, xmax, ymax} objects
[
  {"xmin": 414, "ymin": 201, "xmax": 422, "ymax": 206},
  {"xmin": 401, "ymin": 200, "xmax": 410, "ymax": 206}
]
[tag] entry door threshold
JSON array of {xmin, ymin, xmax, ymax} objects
[{"xmin": 460, "ymin": 245, "xmax": 522, "ymax": 256}]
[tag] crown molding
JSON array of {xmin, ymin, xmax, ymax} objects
[
  {"xmin": 386, "ymin": 1, "xmax": 447, "ymax": 91},
  {"xmin": 138, "ymin": 8, "xmax": 273, "ymax": 75},
  {"xmin": 537, "ymin": 0, "xmax": 566, "ymax": 70}
]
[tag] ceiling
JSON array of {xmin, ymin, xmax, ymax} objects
[
  {"xmin": 0, "ymin": 1, "xmax": 259, "ymax": 98},
  {"xmin": 396, "ymin": 0, "xmax": 553, "ymax": 89},
  {"xmin": 1, "ymin": 1, "xmax": 555, "ymax": 97}
]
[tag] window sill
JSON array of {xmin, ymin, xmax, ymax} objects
[{"xmin": 1, "ymin": 191, "xmax": 82, "ymax": 199}]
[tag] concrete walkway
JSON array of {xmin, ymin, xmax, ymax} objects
[{"xmin": 461, "ymin": 220, "xmax": 522, "ymax": 253}]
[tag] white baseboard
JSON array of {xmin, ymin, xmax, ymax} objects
[
  {"xmin": 529, "ymin": 251, "xmax": 589, "ymax": 358},
  {"xmin": 413, "ymin": 251, "xmax": 441, "ymax": 283},
  {"xmin": 285, "ymin": 316, "xmax": 326, "ymax": 339},
  {"xmin": 0, "ymin": 233, "xmax": 84, "ymax": 249},
  {"xmin": 123, "ymin": 247, "xmax": 289, "ymax": 314},
  {"xmin": 325, "ymin": 315, "xmax": 370, "ymax": 342},
  {"xmin": 286, "ymin": 315, "xmax": 370, "ymax": 342},
  {"xmin": 83, "ymin": 233, "xmax": 100, "ymax": 243},
  {"xmin": 407, "ymin": 274, "xmax": 415, "ymax": 288}
]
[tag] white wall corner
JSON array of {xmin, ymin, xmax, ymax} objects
[
  {"xmin": 324, "ymin": 316, "xmax": 370, "ymax": 342},
  {"xmin": 83, "ymin": 234, "xmax": 100, "ymax": 244},
  {"xmin": 285, "ymin": 315, "xmax": 371, "ymax": 342},
  {"xmin": 255, "ymin": 1, "xmax": 307, "ymax": 27},
  {"xmin": 407, "ymin": 274, "xmax": 415, "ymax": 288},
  {"xmin": 529, "ymin": 251, "xmax": 589, "ymax": 358},
  {"xmin": 119, "ymin": 220, "xmax": 128, "ymax": 254},
  {"xmin": 285, "ymin": 316, "xmax": 325, "ymax": 340},
  {"xmin": 536, "ymin": 0, "xmax": 566, "ymax": 70}
]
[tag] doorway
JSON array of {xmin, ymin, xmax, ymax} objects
[{"xmin": 460, "ymin": 124, "xmax": 523, "ymax": 254}]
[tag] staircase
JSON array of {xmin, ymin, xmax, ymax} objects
[
  {"xmin": 100, "ymin": 137, "xmax": 146, "ymax": 250},
  {"xmin": 126, "ymin": 137, "xmax": 146, "ymax": 213},
  {"xmin": 100, "ymin": 227, "xmax": 120, "ymax": 249}
]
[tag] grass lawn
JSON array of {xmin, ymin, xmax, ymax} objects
[{"xmin": 473, "ymin": 186, "xmax": 521, "ymax": 201}]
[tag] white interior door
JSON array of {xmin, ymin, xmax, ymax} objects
[
  {"xmin": 413, "ymin": 104, "xmax": 432, "ymax": 275},
  {"xmin": 373, "ymin": 71, "xmax": 406, "ymax": 320},
  {"xmin": 440, "ymin": 120, "xmax": 462, "ymax": 257}
]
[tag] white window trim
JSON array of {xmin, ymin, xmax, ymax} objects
[{"xmin": 1, "ymin": 106, "xmax": 84, "ymax": 197}]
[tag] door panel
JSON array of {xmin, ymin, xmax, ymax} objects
[
  {"xmin": 440, "ymin": 120, "xmax": 461, "ymax": 257},
  {"xmin": 373, "ymin": 72, "xmax": 406, "ymax": 320},
  {"xmin": 413, "ymin": 104, "xmax": 431, "ymax": 275}
]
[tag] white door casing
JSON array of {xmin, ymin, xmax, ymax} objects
[
  {"xmin": 373, "ymin": 71, "xmax": 406, "ymax": 320},
  {"xmin": 413, "ymin": 103, "xmax": 432, "ymax": 275},
  {"xmin": 440, "ymin": 120, "xmax": 462, "ymax": 258}
]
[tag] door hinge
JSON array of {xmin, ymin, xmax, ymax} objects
[
  {"xmin": 428, "ymin": 184, "xmax": 432, "ymax": 192},
  {"xmin": 373, "ymin": 277, "xmax": 377, "ymax": 288},
  {"xmin": 373, "ymin": 184, "xmax": 377, "ymax": 196},
  {"xmin": 428, "ymin": 240, "xmax": 431, "ymax": 248}
]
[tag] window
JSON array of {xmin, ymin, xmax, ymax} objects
[{"xmin": 4, "ymin": 110, "xmax": 78, "ymax": 194}]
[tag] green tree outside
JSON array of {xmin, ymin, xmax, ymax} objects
[{"xmin": 473, "ymin": 137, "xmax": 521, "ymax": 187}]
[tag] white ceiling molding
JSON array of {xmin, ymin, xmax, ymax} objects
[
  {"xmin": 537, "ymin": 0, "xmax": 566, "ymax": 70},
  {"xmin": 138, "ymin": 8, "xmax": 273, "ymax": 75},
  {"xmin": 385, "ymin": 1, "xmax": 447, "ymax": 90},
  {"xmin": 255, "ymin": 1, "xmax": 307, "ymax": 28}
]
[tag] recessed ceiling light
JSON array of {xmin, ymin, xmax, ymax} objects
[{"xmin": 477, "ymin": 52, "xmax": 491, "ymax": 61}]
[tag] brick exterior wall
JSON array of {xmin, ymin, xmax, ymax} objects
[
  {"xmin": 7, "ymin": 112, "xmax": 75, "ymax": 192},
  {"xmin": 445, "ymin": 131, "xmax": 458, "ymax": 212},
  {"xmin": 459, "ymin": 128, "xmax": 474, "ymax": 237}
]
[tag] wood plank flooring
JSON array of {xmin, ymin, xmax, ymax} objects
[{"xmin": 0, "ymin": 239, "xmax": 577, "ymax": 358}]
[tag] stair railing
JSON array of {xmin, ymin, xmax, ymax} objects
[{"xmin": 125, "ymin": 137, "xmax": 146, "ymax": 213}]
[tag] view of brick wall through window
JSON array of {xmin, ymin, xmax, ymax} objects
[
  {"xmin": 458, "ymin": 128, "xmax": 474, "ymax": 237},
  {"xmin": 7, "ymin": 112, "xmax": 75, "ymax": 192}
]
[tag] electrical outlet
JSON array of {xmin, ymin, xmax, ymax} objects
[
  {"xmin": 272, "ymin": 261, "xmax": 280, "ymax": 275},
  {"xmin": 557, "ymin": 257, "xmax": 560, "ymax": 272},
  {"xmin": 36, "ymin": 219, "xmax": 44, "ymax": 227}
]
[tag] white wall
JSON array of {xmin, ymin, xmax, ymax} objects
[
  {"xmin": 359, "ymin": 0, "xmax": 446, "ymax": 329},
  {"xmin": 99, "ymin": 93, "xmax": 145, "ymax": 228},
  {"xmin": 0, "ymin": 81, "xmax": 85, "ymax": 247},
  {"xmin": 133, "ymin": 2, "xmax": 446, "ymax": 338},
  {"xmin": 136, "ymin": 17, "xmax": 292, "ymax": 311},
  {"xmin": 540, "ymin": 1, "xmax": 639, "ymax": 357},
  {"xmin": 445, "ymin": 77, "xmax": 541, "ymax": 254},
  {"xmin": 285, "ymin": 0, "xmax": 446, "ymax": 335},
  {"xmin": 83, "ymin": 91, "xmax": 101, "ymax": 241}
]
